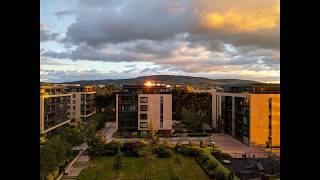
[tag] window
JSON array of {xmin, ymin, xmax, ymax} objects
[
  {"xmin": 140, "ymin": 113, "xmax": 148, "ymax": 120},
  {"xmin": 72, "ymin": 112, "xmax": 76, "ymax": 116},
  {"xmin": 73, "ymin": 94, "xmax": 76, "ymax": 98},
  {"xmin": 73, "ymin": 106, "xmax": 76, "ymax": 110},
  {"xmin": 160, "ymin": 96, "xmax": 163, "ymax": 103},
  {"xmin": 140, "ymin": 97, "xmax": 148, "ymax": 103},
  {"xmin": 140, "ymin": 122, "xmax": 148, "ymax": 128},
  {"xmin": 140, "ymin": 105, "xmax": 148, "ymax": 111},
  {"xmin": 73, "ymin": 100, "xmax": 76, "ymax": 104},
  {"xmin": 160, "ymin": 122, "xmax": 163, "ymax": 128}
]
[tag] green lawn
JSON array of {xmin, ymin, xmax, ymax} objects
[{"xmin": 77, "ymin": 153, "xmax": 210, "ymax": 180}]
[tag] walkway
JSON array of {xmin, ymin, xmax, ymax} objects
[{"xmin": 100, "ymin": 121, "xmax": 117, "ymax": 143}]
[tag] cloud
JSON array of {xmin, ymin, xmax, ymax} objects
[
  {"xmin": 40, "ymin": 69, "xmax": 135, "ymax": 82},
  {"xmin": 40, "ymin": 24, "xmax": 60, "ymax": 42},
  {"xmin": 54, "ymin": 10, "xmax": 75, "ymax": 19},
  {"xmin": 40, "ymin": 0, "xmax": 280, "ymax": 82}
]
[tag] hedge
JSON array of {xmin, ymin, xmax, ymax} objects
[
  {"xmin": 176, "ymin": 146, "xmax": 239, "ymax": 180},
  {"xmin": 187, "ymin": 133, "xmax": 208, "ymax": 137},
  {"xmin": 155, "ymin": 145, "xmax": 173, "ymax": 158}
]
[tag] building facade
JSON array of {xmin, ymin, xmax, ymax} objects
[
  {"xmin": 40, "ymin": 84, "xmax": 96, "ymax": 135},
  {"xmin": 67, "ymin": 85, "xmax": 97, "ymax": 123},
  {"xmin": 116, "ymin": 84, "xmax": 172, "ymax": 136},
  {"xmin": 40, "ymin": 85, "xmax": 71, "ymax": 135},
  {"xmin": 212, "ymin": 85, "xmax": 280, "ymax": 147}
]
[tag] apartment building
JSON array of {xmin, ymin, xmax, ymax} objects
[
  {"xmin": 212, "ymin": 84, "xmax": 280, "ymax": 147},
  {"xmin": 116, "ymin": 83, "xmax": 172, "ymax": 136},
  {"xmin": 66, "ymin": 85, "xmax": 97, "ymax": 123},
  {"xmin": 40, "ymin": 84, "xmax": 96, "ymax": 135},
  {"xmin": 40, "ymin": 85, "xmax": 71, "ymax": 135}
]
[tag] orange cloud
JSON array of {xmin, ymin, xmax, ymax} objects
[{"xmin": 198, "ymin": 2, "xmax": 279, "ymax": 33}]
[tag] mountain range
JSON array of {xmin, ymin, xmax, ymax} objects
[{"xmin": 61, "ymin": 75, "xmax": 260, "ymax": 88}]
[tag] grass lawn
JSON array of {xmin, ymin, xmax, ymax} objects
[{"xmin": 77, "ymin": 153, "xmax": 210, "ymax": 180}]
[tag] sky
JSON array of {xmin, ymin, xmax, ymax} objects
[{"xmin": 40, "ymin": 0, "xmax": 280, "ymax": 83}]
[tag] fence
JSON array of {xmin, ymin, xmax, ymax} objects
[{"xmin": 229, "ymin": 152, "xmax": 280, "ymax": 159}]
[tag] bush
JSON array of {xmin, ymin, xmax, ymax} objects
[
  {"xmin": 188, "ymin": 133, "xmax": 208, "ymax": 137},
  {"xmin": 123, "ymin": 141, "xmax": 146, "ymax": 157},
  {"xmin": 176, "ymin": 145, "xmax": 202, "ymax": 157},
  {"xmin": 207, "ymin": 160, "xmax": 218, "ymax": 170},
  {"xmin": 171, "ymin": 175, "xmax": 180, "ymax": 180},
  {"xmin": 196, "ymin": 152, "xmax": 210, "ymax": 165},
  {"xmin": 104, "ymin": 140, "xmax": 123, "ymax": 156},
  {"xmin": 174, "ymin": 128, "xmax": 184, "ymax": 133},
  {"xmin": 212, "ymin": 149, "xmax": 232, "ymax": 160},
  {"xmin": 190, "ymin": 148, "xmax": 238, "ymax": 180},
  {"xmin": 200, "ymin": 140, "xmax": 208, "ymax": 148},
  {"xmin": 155, "ymin": 146, "xmax": 173, "ymax": 158},
  {"xmin": 175, "ymin": 140, "xmax": 182, "ymax": 150},
  {"xmin": 188, "ymin": 140, "xmax": 195, "ymax": 146},
  {"xmin": 162, "ymin": 140, "xmax": 171, "ymax": 149}
]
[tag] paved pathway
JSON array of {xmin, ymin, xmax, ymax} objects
[
  {"xmin": 100, "ymin": 122, "xmax": 117, "ymax": 143},
  {"xmin": 61, "ymin": 155, "xmax": 90, "ymax": 180}
]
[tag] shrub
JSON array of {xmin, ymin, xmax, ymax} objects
[
  {"xmin": 212, "ymin": 149, "xmax": 232, "ymax": 160},
  {"xmin": 188, "ymin": 140, "xmax": 195, "ymax": 146},
  {"xmin": 123, "ymin": 141, "xmax": 146, "ymax": 156},
  {"xmin": 188, "ymin": 133, "xmax": 208, "ymax": 137},
  {"xmin": 155, "ymin": 146, "xmax": 173, "ymax": 158},
  {"xmin": 131, "ymin": 132, "xmax": 139, "ymax": 138},
  {"xmin": 162, "ymin": 140, "xmax": 171, "ymax": 149},
  {"xmin": 174, "ymin": 128, "xmax": 184, "ymax": 133},
  {"xmin": 104, "ymin": 140, "xmax": 123, "ymax": 156},
  {"xmin": 189, "ymin": 148, "xmax": 238, "ymax": 180},
  {"xmin": 200, "ymin": 140, "xmax": 208, "ymax": 148},
  {"xmin": 175, "ymin": 140, "xmax": 182, "ymax": 150},
  {"xmin": 196, "ymin": 152, "xmax": 210, "ymax": 165},
  {"xmin": 206, "ymin": 160, "xmax": 218, "ymax": 170},
  {"xmin": 171, "ymin": 175, "xmax": 180, "ymax": 180},
  {"xmin": 176, "ymin": 145, "xmax": 202, "ymax": 157}
]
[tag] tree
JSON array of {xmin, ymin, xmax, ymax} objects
[
  {"xmin": 40, "ymin": 136, "xmax": 72, "ymax": 180},
  {"xmin": 137, "ymin": 122, "xmax": 159, "ymax": 180},
  {"xmin": 88, "ymin": 133, "xmax": 106, "ymax": 157},
  {"xmin": 61, "ymin": 127, "xmax": 85, "ymax": 146}
]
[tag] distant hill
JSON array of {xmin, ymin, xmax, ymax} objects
[{"xmin": 62, "ymin": 75, "xmax": 260, "ymax": 88}]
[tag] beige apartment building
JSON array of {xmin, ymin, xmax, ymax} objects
[
  {"xmin": 137, "ymin": 94, "xmax": 172, "ymax": 135},
  {"xmin": 40, "ymin": 84, "xmax": 96, "ymax": 135},
  {"xmin": 67, "ymin": 85, "xmax": 97, "ymax": 123},
  {"xmin": 40, "ymin": 85, "xmax": 71, "ymax": 135},
  {"xmin": 212, "ymin": 91, "xmax": 280, "ymax": 147},
  {"xmin": 115, "ymin": 84, "xmax": 173, "ymax": 136}
]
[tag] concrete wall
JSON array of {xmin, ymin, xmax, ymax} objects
[
  {"xmin": 250, "ymin": 94, "xmax": 280, "ymax": 147},
  {"xmin": 138, "ymin": 94, "xmax": 172, "ymax": 131}
]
